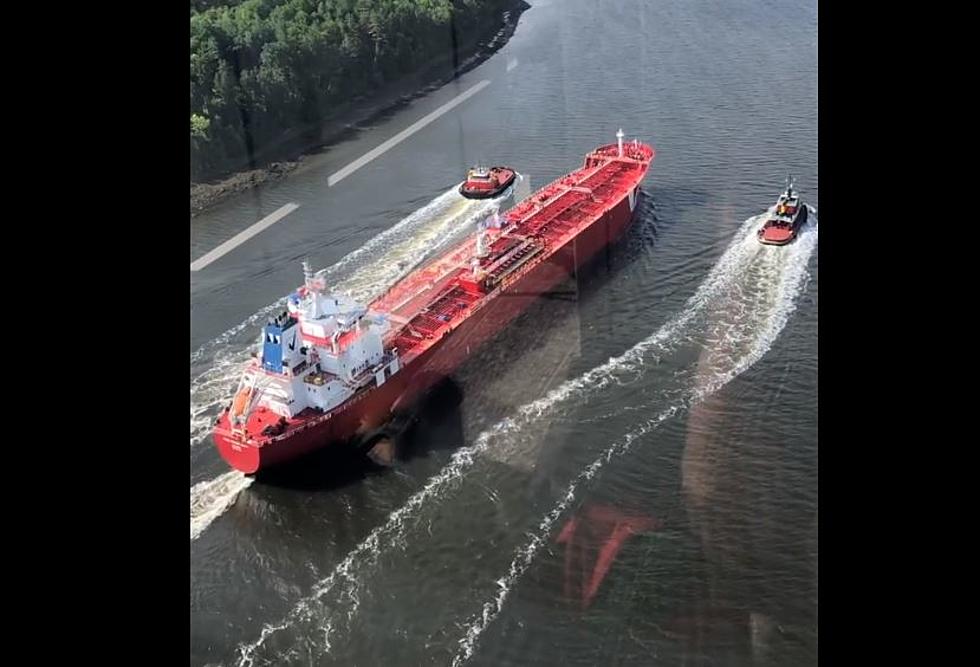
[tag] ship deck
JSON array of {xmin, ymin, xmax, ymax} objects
[{"xmin": 371, "ymin": 142, "xmax": 653, "ymax": 361}]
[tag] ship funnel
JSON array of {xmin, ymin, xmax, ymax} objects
[{"xmin": 616, "ymin": 128, "xmax": 625, "ymax": 156}]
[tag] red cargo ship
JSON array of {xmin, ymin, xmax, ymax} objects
[{"xmin": 213, "ymin": 131, "xmax": 655, "ymax": 473}]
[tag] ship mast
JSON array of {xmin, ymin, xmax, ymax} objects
[
  {"xmin": 471, "ymin": 214, "xmax": 492, "ymax": 278},
  {"xmin": 617, "ymin": 128, "xmax": 625, "ymax": 157},
  {"xmin": 302, "ymin": 259, "xmax": 314, "ymax": 288},
  {"xmin": 475, "ymin": 220, "xmax": 489, "ymax": 258},
  {"xmin": 303, "ymin": 259, "xmax": 327, "ymax": 291},
  {"xmin": 491, "ymin": 207, "xmax": 502, "ymax": 228}
]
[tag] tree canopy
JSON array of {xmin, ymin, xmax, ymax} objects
[{"xmin": 190, "ymin": 0, "xmax": 511, "ymax": 181}]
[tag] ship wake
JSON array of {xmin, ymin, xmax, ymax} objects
[
  {"xmin": 234, "ymin": 209, "xmax": 818, "ymax": 665},
  {"xmin": 191, "ymin": 471, "xmax": 254, "ymax": 541},
  {"xmin": 451, "ymin": 209, "xmax": 818, "ymax": 665}
]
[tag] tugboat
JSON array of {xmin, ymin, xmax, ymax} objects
[
  {"xmin": 757, "ymin": 176, "xmax": 808, "ymax": 245},
  {"xmin": 459, "ymin": 165, "xmax": 516, "ymax": 199}
]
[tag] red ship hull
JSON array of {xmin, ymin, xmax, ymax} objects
[{"xmin": 214, "ymin": 140, "xmax": 654, "ymax": 474}]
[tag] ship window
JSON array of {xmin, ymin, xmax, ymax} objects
[{"xmin": 275, "ymin": 335, "xmax": 281, "ymax": 344}]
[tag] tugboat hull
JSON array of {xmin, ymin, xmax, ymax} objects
[
  {"xmin": 759, "ymin": 205, "xmax": 807, "ymax": 245},
  {"xmin": 757, "ymin": 177, "xmax": 808, "ymax": 245},
  {"xmin": 459, "ymin": 167, "xmax": 516, "ymax": 199}
]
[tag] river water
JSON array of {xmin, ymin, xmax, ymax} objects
[{"xmin": 190, "ymin": 1, "xmax": 818, "ymax": 664}]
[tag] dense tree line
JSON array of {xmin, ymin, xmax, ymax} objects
[{"xmin": 191, "ymin": 0, "xmax": 512, "ymax": 181}]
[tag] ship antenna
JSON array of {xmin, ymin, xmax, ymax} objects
[
  {"xmin": 616, "ymin": 128, "xmax": 625, "ymax": 157},
  {"xmin": 475, "ymin": 219, "xmax": 489, "ymax": 258},
  {"xmin": 302, "ymin": 259, "xmax": 314, "ymax": 287}
]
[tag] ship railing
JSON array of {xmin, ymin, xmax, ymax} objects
[
  {"xmin": 348, "ymin": 365, "xmax": 379, "ymax": 388},
  {"xmin": 486, "ymin": 242, "xmax": 543, "ymax": 287},
  {"xmin": 285, "ymin": 360, "xmax": 309, "ymax": 377},
  {"xmin": 496, "ymin": 252, "xmax": 543, "ymax": 293},
  {"xmin": 263, "ymin": 373, "xmax": 385, "ymax": 444}
]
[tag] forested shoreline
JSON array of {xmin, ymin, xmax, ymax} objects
[{"xmin": 191, "ymin": 0, "xmax": 522, "ymax": 194}]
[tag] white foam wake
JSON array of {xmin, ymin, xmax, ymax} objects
[
  {"xmin": 234, "ymin": 210, "xmax": 791, "ymax": 664},
  {"xmin": 191, "ymin": 471, "xmax": 255, "ymax": 541},
  {"xmin": 450, "ymin": 212, "xmax": 818, "ymax": 664}
]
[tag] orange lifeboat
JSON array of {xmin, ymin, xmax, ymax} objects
[{"xmin": 230, "ymin": 386, "xmax": 252, "ymax": 421}]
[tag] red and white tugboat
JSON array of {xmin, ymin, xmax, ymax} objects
[
  {"xmin": 458, "ymin": 165, "xmax": 516, "ymax": 199},
  {"xmin": 757, "ymin": 176, "xmax": 808, "ymax": 245}
]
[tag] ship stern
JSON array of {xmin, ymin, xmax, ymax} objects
[{"xmin": 213, "ymin": 421, "xmax": 262, "ymax": 474}]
